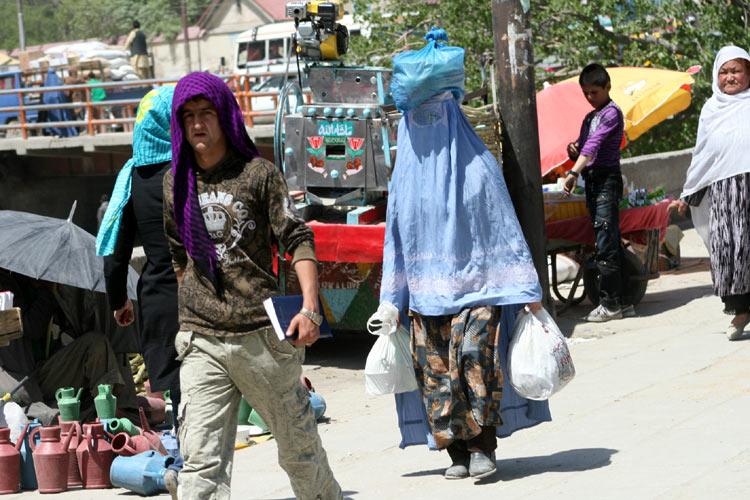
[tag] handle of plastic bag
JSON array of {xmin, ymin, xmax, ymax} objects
[
  {"xmin": 424, "ymin": 27, "xmax": 448, "ymax": 43},
  {"xmin": 366, "ymin": 302, "xmax": 400, "ymax": 336},
  {"xmin": 521, "ymin": 305, "xmax": 551, "ymax": 334}
]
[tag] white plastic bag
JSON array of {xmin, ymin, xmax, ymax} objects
[
  {"xmin": 364, "ymin": 303, "xmax": 419, "ymax": 395},
  {"xmin": 508, "ymin": 306, "xmax": 575, "ymax": 400}
]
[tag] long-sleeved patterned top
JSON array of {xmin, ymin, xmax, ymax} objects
[{"xmin": 163, "ymin": 151, "xmax": 316, "ymax": 337}]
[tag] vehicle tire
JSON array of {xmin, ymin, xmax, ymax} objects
[{"xmin": 583, "ymin": 247, "xmax": 649, "ymax": 307}]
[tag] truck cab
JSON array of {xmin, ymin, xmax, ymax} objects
[{"xmin": 0, "ymin": 71, "xmax": 40, "ymax": 137}]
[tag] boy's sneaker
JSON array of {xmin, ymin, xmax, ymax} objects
[
  {"xmin": 585, "ymin": 304, "xmax": 622, "ymax": 322},
  {"xmin": 621, "ymin": 305, "xmax": 636, "ymax": 318}
]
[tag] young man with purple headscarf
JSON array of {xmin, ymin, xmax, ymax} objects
[{"xmin": 162, "ymin": 72, "xmax": 342, "ymax": 499}]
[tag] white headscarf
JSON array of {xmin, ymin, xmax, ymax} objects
[{"xmin": 681, "ymin": 46, "xmax": 750, "ymax": 198}]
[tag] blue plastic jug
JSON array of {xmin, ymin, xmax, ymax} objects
[
  {"xmin": 110, "ymin": 450, "xmax": 175, "ymax": 495},
  {"xmin": 310, "ymin": 392, "xmax": 327, "ymax": 421},
  {"xmin": 19, "ymin": 420, "xmax": 41, "ymax": 490}
]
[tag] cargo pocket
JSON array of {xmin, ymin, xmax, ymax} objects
[
  {"xmin": 174, "ymin": 330, "xmax": 194, "ymax": 361},
  {"xmin": 263, "ymin": 327, "xmax": 299, "ymax": 359}
]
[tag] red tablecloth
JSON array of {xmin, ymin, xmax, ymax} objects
[
  {"xmin": 307, "ymin": 200, "xmax": 672, "ymax": 263},
  {"xmin": 545, "ymin": 199, "xmax": 671, "ymax": 246}
]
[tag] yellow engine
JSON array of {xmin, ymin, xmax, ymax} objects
[{"xmin": 286, "ymin": 1, "xmax": 349, "ymax": 61}]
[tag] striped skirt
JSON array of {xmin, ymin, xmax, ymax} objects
[{"xmin": 709, "ymin": 172, "xmax": 750, "ymax": 313}]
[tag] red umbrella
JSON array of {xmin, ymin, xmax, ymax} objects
[
  {"xmin": 536, "ymin": 67, "xmax": 697, "ymax": 177},
  {"xmin": 536, "ymin": 81, "xmax": 608, "ymax": 177}
]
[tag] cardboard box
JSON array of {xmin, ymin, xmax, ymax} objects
[
  {"xmin": 0, "ymin": 307, "xmax": 23, "ymax": 347},
  {"xmin": 18, "ymin": 50, "xmax": 44, "ymax": 71}
]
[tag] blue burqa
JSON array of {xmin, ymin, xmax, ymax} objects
[
  {"xmin": 382, "ymin": 92, "xmax": 550, "ymax": 448},
  {"xmin": 42, "ymin": 70, "xmax": 78, "ymax": 138}
]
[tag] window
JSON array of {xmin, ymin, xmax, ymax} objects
[
  {"xmin": 237, "ymin": 41, "xmax": 266, "ymax": 68},
  {"xmin": 268, "ymin": 39, "xmax": 285, "ymax": 60}
]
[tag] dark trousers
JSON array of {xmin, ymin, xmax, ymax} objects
[
  {"xmin": 584, "ymin": 168, "xmax": 624, "ymax": 309},
  {"xmin": 447, "ymin": 426, "xmax": 497, "ymax": 463},
  {"xmin": 722, "ymin": 294, "xmax": 750, "ymax": 315}
]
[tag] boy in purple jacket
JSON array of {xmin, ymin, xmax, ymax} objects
[{"xmin": 563, "ymin": 63, "xmax": 633, "ymax": 322}]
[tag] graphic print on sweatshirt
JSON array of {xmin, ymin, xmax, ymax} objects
[{"xmin": 199, "ymin": 190, "xmax": 255, "ymax": 264}]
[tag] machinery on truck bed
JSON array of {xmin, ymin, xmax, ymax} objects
[{"xmin": 275, "ymin": 1, "xmax": 396, "ymax": 218}]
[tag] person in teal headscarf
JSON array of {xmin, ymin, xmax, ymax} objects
[{"xmin": 96, "ymin": 85, "xmax": 181, "ymax": 495}]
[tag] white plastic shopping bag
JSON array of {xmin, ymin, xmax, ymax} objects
[
  {"xmin": 364, "ymin": 303, "xmax": 419, "ymax": 395},
  {"xmin": 508, "ymin": 306, "xmax": 575, "ymax": 400}
]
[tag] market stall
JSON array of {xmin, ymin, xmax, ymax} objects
[{"xmin": 545, "ymin": 198, "xmax": 672, "ymax": 311}]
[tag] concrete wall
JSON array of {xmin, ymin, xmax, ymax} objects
[
  {"xmin": 621, "ymin": 148, "xmax": 693, "ymax": 198},
  {"xmin": 0, "ymin": 152, "xmax": 125, "ymax": 234},
  {"xmin": 0, "ymin": 141, "xmax": 274, "ymax": 235}
]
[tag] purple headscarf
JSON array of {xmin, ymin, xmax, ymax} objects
[{"xmin": 170, "ymin": 72, "xmax": 259, "ymax": 285}]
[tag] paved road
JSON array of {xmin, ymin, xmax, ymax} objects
[{"xmin": 9, "ymin": 229, "xmax": 749, "ymax": 499}]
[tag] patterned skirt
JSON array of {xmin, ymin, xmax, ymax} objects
[
  {"xmin": 410, "ymin": 306, "xmax": 502, "ymax": 450},
  {"xmin": 709, "ymin": 172, "xmax": 750, "ymax": 312}
]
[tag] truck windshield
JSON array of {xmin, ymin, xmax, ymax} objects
[
  {"xmin": 237, "ymin": 41, "xmax": 266, "ymax": 68},
  {"xmin": 0, "ymin": 75, "xmax": 16, "ymax": 90}
]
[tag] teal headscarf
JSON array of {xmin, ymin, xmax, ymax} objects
[{"xmin": 96, "ymin": 86, "xmax": 175, "ymax": 256}]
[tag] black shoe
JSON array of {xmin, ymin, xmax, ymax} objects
[{"xmin": 469, "ymin": 451, "xmax": 497, "ymax": 479}]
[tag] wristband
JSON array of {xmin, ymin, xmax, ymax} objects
[{"xmin": 566, "ymin": 170, "xmax": 579, "ymax": 178}]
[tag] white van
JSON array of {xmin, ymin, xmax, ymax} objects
[{"xmin": 233, "ymin": 15, "xmax": 360, "ymax": 76}]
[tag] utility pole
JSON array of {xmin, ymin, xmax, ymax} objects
[
  {"xmin": 490, "ymin": 0, "xmax": 550, "ymax": 305},
  {"xmin": 181, "ymin": 0, "xmax": 193, "ymax": 73},
  {"xmin": 16, "ymin": 0, "xmax": 26, "ymax": 51}
]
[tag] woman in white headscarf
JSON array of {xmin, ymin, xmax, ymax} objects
[{"xmin": 677, "ymin": 46, "xmax": 750, "ymax": 340}]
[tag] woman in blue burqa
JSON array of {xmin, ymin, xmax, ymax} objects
[
  {"xmin": 383, "ymin": 29, "xmax": 551, "ymax": 480},
  {"xmin": 42, "ymin": 70, "xmax": 78, "ymax": 137}
]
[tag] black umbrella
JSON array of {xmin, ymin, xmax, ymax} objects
[{"xmin": 0, "ymin": 203, "xmax": 138, "ymax": 299}]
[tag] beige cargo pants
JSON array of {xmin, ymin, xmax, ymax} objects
[{"xmin": 174, "ymin": 328, "xmax": 342, "ymax": 500}]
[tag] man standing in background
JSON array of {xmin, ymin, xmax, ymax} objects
[{"xmin": 125, "ymin": 20, "xmax": 151, "ymax": 80}]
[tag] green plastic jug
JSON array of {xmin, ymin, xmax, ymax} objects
[
  {"xmin": 55, "ymin": 387, "xmax": 82, "ymax": 422},
  {"xmin": 94, "ymin": 384, "xmax": 117, "ymax": 420}
]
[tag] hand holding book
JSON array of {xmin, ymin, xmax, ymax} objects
[
  {"xmin": 263, "ymin": 295, "xmax": 333, "ymax": 347},
  {"xmin": 288, "ymin": 313, "xmax": 319, "ymax": 347}
]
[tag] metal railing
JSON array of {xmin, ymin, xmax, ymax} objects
[{"xmin": 0, "ymin": 72, "xmax": 312, "ymax": 140}]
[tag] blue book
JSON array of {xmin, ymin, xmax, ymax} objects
[{"xmin": 263, "ymin": 295, "xmax": 333, "ymax": 341}]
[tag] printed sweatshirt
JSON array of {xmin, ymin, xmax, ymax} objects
[{"xmin": 163, "ymin": 151, "xmax": 316, "ymax": 337}]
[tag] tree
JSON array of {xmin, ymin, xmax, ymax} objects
[
  {"xmin": 349, "ymin": 0, "xmax": 750, "ymax": 157},
  {"xmin": 0, "ymin": 0, "xmax": 213, "ymax": 52}
]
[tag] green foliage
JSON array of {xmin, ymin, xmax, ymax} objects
[
  {"xmin": 350, "ymin": 0, "xmax": 750, "ymax": 156},
  {"xmin": 0, "ymin": 0, "xmax": 213, "ymax": 51},
  {"xmin": 349, "ymin": 0, "xmax": 495, "ymax": 91}
]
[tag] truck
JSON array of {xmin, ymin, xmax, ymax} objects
[{"xmin": 0, "ymin": 71, "xmax": 40, "ymax": 138}]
